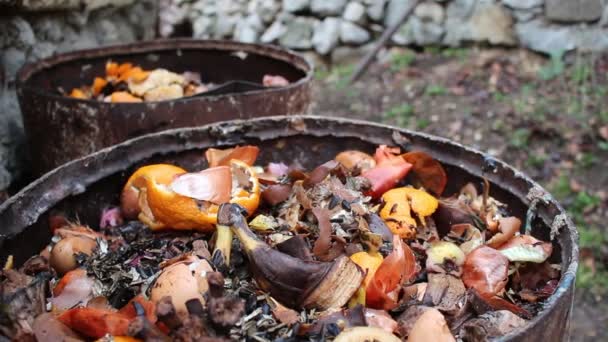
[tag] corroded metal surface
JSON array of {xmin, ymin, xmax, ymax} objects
[
  {"xmin": 16, "ymin": 39, "xmax": 313, "ymax": 174},
  {"xmin": 0, "ymin": 116, "xmax": 577, "ymax": 341}
]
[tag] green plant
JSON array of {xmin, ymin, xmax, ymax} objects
[
  {"xmin": 578, "ymin": 152, "xmax": 598, "ymax": 169},
  {"xmin": 526, "ymin": 154, "xmax": 547, "ymax": 169},
  {"xmin": 424, "ymin": 46, "xmax": 442, "ymax": 55},
  {"xmin": 425, "ymin": 84, "xmax": 447, "ymax": 96},
  {"xmin": 441, "ymin": 47, "xmax": 469, "ymax": 59},
  {"xmin": 509, "ymin": 128, "xmax": 530, "ymax": 148},
  {"xmin": 390, "ymin": 51, "xmax": 415, "ymax": 72},
  {"xmin": 384, "ymin": 103, "xmax": 414, "ymax": 127},
  {"xmin": 327, "ymin": 64, "xmax": 355, "ymax": 89},
  {"xmin": 493, "ymin": 92, "xmax": 507, "ymax": 102},
  {"xmin": 598, "ymin": 111, "xmax": 608, "ymax": 124},
  {"xmin": 577, "ymin": 262, "xmax": 608, "ymax": 293},
  {"xmin": 538, "ymin": 50, "xmax": 565, "ymax": 81},
  {"xmin": 549, "ymin": 174, "xmax": 571, "ymax": 200},
  {"xmin": 416, "ymin": 118, "xmax": 431, "ymax": 130}
]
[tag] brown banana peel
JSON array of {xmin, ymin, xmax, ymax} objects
[{"xmin": 217, "ymin": 203, "xmax": 364, "ymax": 311}]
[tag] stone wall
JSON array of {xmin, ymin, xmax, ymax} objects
[
  {"xmin": 159, "ymin": 0, "xmax": 608, "ymax": 60},
  {"xmin": 0, "ymin": 0, "xmax": 157, "ymax": 192}
]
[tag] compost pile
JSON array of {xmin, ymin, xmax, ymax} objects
[
  {"xmin": 0, "ymin": 145, "xmax": 561, "ymax": 342},
  {"xmin": 67, "ymin": 61, "xmax": 289, "ymax": 103}
]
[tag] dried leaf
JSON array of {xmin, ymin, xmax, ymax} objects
[{"xmin": 312, "ymin": 208, "xmax": 333, "ymax": 259}]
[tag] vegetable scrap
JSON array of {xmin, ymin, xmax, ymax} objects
[
  {"xmin": 67, "ymin": 61, "xmax": 290, "ymax": 102},
  {"xmin": 0, "ymin": 145, "xmax": 561, "ymax": 341}
]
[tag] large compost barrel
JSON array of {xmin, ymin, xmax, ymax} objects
[{"xmin": 0, "ymin": 116, "xmax": 577, "ymax": 341}]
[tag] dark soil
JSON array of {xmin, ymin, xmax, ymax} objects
[{"xmin": 312, "ymin": 46, "xmax": 608, "ymax": 341}]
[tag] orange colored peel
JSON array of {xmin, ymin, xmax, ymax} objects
[
  {"xmin": 122, "ymin": 160, "xmax": 260, "ymax": 232},
  {"xmin": 379, "ymin": 187, "xmax": 438, "ymax": 239}
]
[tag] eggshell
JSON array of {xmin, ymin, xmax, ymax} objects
[
  {"xmin": 50, "ymin": 236, "xmax": 97, "ymax": 275},
  {"xmin": 150, "ymin": 257, "xmax": 213, "ymax": 317}
]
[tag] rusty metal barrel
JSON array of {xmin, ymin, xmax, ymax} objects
[
  {"xmin": 16, "ymin": 39, "xmax": 313, "ymax": 175},
  {"xmin": 0, "ymin": 116, "xmax": 577, "ymax": 341}
]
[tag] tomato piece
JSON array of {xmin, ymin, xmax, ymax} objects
[
  {"xmin": 362, "ymin": 146, "xmax": 412, "ymax": 199},
  {"xmin": 58, "ymin": 307, "xmax": 131, "ymax": 339},
  {"xmin": 366, "ymin": 235, "xmax": 417, "ymax": 310},
  {"xmin": 118, "ymin": 294, "xmax": 157, "ymax": 323}
]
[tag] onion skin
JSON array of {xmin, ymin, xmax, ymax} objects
[
  {"xmin": 407, "ymin": 308, "xmax": 455, "ymax": 342},
  {"xmin": 462, "ymin": 246, "xmax": 509, "ymax": 296}
]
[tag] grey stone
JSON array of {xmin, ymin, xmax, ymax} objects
[
  {"xmin": 412, "ymin": 17, "xmax": 445, "ymax": 44},
  {"xmin": 85, "ymin": 0, "xmax": 135, "ymax": 11},
  {"xmin": 601, "ymin": 4, "xmax": 608, "ymax": 27},
  {"xmin": 393, "ymin": 19, "xmax": 415, "ymax": 45},
  {"xmin": 515, "ymin": 19, "xmax": 576, "ymax": 54},
  {"xmin": 340, "ymin": 21, "xmax": 371, "ymax": 44},
  {"xmin": 470, "ymin": 3, "xmax": 516, "ymax": 45},
  {"xmin": 261, "ymin": 20, "xmax": 286, "ymax": 43},
  {"xmin": 283, "ymin": 0, "xmax": 310, "ymax": 13},
  {"xmin": 18, "ymin": 0, "xmax": 80, "ymax": 11},
  {"xmin": 312, "ymin": 17, "xmax": 341, "ymax": 54},
  {"xmin": 0, "ymin": 88, "xmax": 24, "ymax": 191},
  {"xmin": 365, "ymin": 0, "xmax": 386, "ymax": 22},
  {"xmin": 512, "ymin": 6, "xmax": 542, "ymax": 22},
  {"xmin": 249, "ymin": 0, "xmax": 281, "ymax": 23},
  {"xmin": 311, "ymin": 0, "xmax": 348, "ymax": 16},
  {"xmin": 31, "ymin": 17, "xmax": 64, "ymax": 42},
  {"xmin": 1, "ymin": 17, "xmax": 36, "ymax": 49},
  {"xmin": 29, "ymin": 41, "xmax": 56, "ymax": 60},
  {"xmin": 394, "ymin": 16, "xmax": 444, "ymax": 45},
  {"xmin": 279, "ymin": 17, "xmax": 317, "ymax": 49},
  {"xmin": 193, "ymin": 15, "xmax": 214, "ymax": 38},
  {"xmin": 233, "ymin": 14, "xmax": 264, "ymax": 43},
  {"xmin": 1, "ymin": 47, "xmax": 27, "ymax": 79},
  {"xmin": 501, "ymin": 0, "xmax": 544, "ymax": 9},
  {"xmin": 414, "ymin": 1, "xmax": 445, "ymax": 23},
  {"xmin": 446, "ymin": 0, "xmax": 476, "ymax": 19},
  {"xmin": 442, "ymin": 16, "xmax": 472, "ymax": 45},
  {"xmin": 65, "ymin": 10, "xmax": 89, "ymax": 28},
  {"xmin": 344, "ymin": 2, "xmax": 367, "ymax": 24},
  {"xmin": 384, "ymin": 0, "xmax": 416, "ymax": 26},
  {"xmin": 545, "ymin": 0, "xmax": 603, "ymax": 22},
  {"xmin": 571, "ymin": 26, "xmax": 608, "ymax": 51},
  {"xmin": 215, "ymin": 14, "xmax": 239, "ymax": 38},
  {"xmin": 158, "ymin": 0, "xmax": 189, "ymax": 37},
  {"xmin": 94, "ymin": 18, "xmax": 135, "ymax": 44}
]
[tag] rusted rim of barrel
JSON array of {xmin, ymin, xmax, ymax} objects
[
  {"xmin": 0, "ymin": 115, "xmax": 578, "ymax": 340},
  {"xmin": 15, "ymin": 38, "xmax": 313, "ymax": 105}
]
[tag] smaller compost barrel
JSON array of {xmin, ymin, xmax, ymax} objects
[{"xmin": 16, "ymin": 39, "xmax": 313, "ymax": 175}]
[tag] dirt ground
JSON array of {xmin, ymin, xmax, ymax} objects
[{"xmin": 312, "ymin": 47, "xmax": 608, "ymax": 341}]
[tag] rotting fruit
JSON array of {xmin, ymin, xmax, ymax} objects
[{"xmin": 0, "ymin": 145, "xmax": 560, "ymax": 341}]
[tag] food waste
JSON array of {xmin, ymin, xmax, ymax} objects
[
  {"xmin": 0, "ymin": 145, "xmax": 561, "ymax": 341},
  {"xmin": 67, "ymin": 61, "xmax": 290, "ymax": 102}
]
